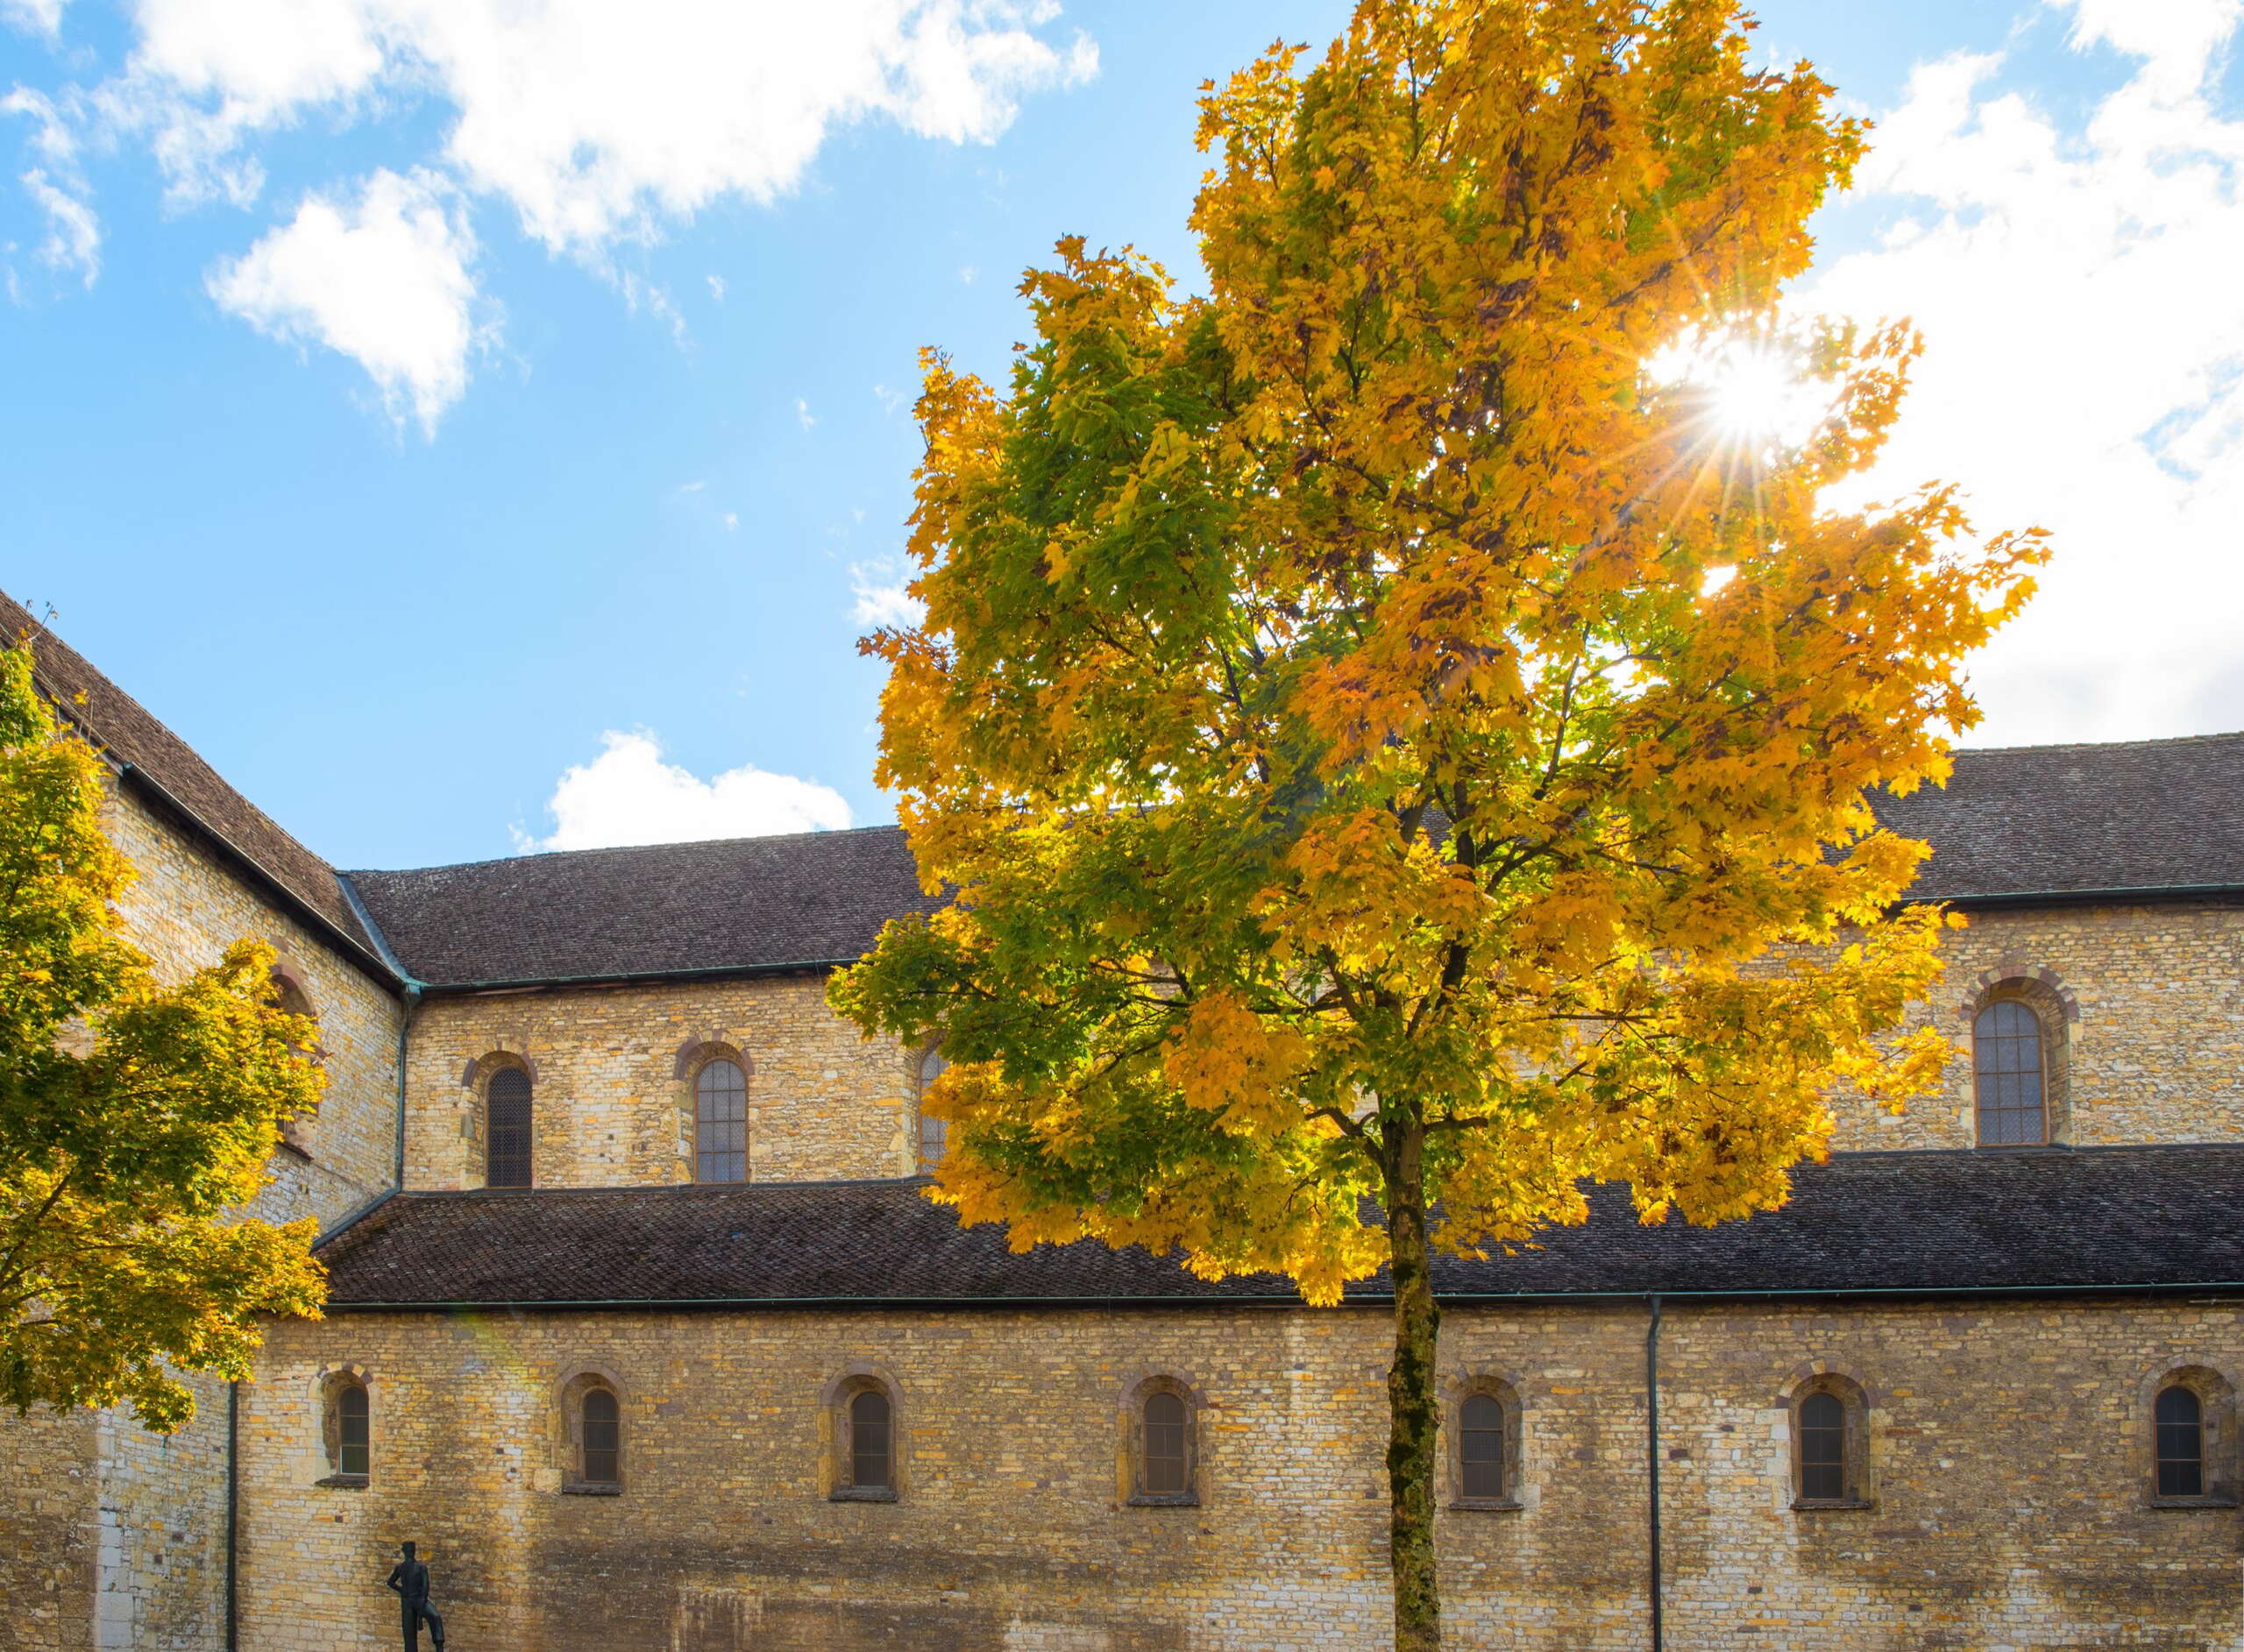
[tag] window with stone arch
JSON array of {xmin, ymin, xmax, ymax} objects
[
  {"xmin": 264, "ymin": 966, "xmax": 322, "ymax": 1154},
  {"xmin": 914, "ymin": 1043, "xmax": 948, "ymax": 1173},
  {"xmin": 557, "ymin": 1372, "xmax": 623, "ymax": 1493},
  {"xmin": 482, "ymin": 1060, "xmax": 534, "ymax": 1188},
  {"xmin": 827, "ymin": 1372, "xmax": 901, "ymax": 1501},
  {"xmin": 1449, "ymin": 1377, "xmax": 1523, "ymax": 1509},
  {"xmin": 692, "ymin": 1052, "xmax": 749, "ymax": 1183},
  {"xmin": 1968, "ymin": 975, "xmax": 2073, "ymax": 1147},
  {"xmin": 1790, "ymin": 1372, "xmax": 1871, "ymax": 1509},
  {"xmin": 1123, "ymin": 1376, "xmax": 1200, "ymax": 1507},
  {"xmin": 2147, "ymin": 1365, "xmax": 2235, "ymax": 1507},
  {"xmin": 317, "ymin": 1368, "xmax": 370, "ymax": 1486}
]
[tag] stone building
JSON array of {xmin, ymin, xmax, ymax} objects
[{"xmin": 4, "ymin": 589, "xmax": 2242, "ymax": 1650}]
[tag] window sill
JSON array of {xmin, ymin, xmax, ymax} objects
[
  {"xmin": 315, "ymin": 1474, "xmax": 367, "ymax": 1491},
  {"xmin": 1449, "ymin": 1498, "xmax": 1523, "ymax": 1514},
  {"xmin": 830, "ymin": 1485, "xmax": 898, "ymax": 1503},
  {"xmin": 1127, "ymin": 1492, "xmax": 1200, "ymax": 1508},
  {"xmin": 1792, "ymin": 1498, "xmax": 1875, "ymax": 1513},
  {"xmin": 561, "ymin": 1483, "xmax": 621, "ymax": 1497},
  {"xmin": 2149, "ymin": 1494, "xmax": 2238, "ymax": 1510},
  {"xmin": 277, "ymin": 1138, "xmax": 315, "ymax": 1163}
]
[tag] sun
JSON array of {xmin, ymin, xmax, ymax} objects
[
  {"xmin": 1649, "ymin": 331, "xmax": 1830, "ymax": 450},
  {"xmin": 1707, "ymin": 346, "xmax": 1803, "ymax": 440}
]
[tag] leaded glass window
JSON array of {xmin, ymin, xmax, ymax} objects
[
  {"xmin": 849, "ymin": 1388, "xmax": 892, "ymax": 1490},
  {"xmin": 917, "ymin": 1045, "xmax": 948, "ymax": 1173},
  {"xmin": 486, "ymin": 1067, "xmax": 533, "ymax": 1188},
  {"xmin": 1460, "ymin": 1392, "xmax": 1506, "ymax": 1501},
  {"xmin": 695, "ymin": 1058, "xmax": 748, "ymax": 1183},
  {"xmin": 1141, "ymin": 1390, "xmax": 1188, "ymax": 1497},
  {"xmin": 1974, "ymin": 1000, "xmax": 2048, "ymax": 1145},
  {"xmin": 1797, "ymin": 1390, "xmax": 1848, "ymax": 1502},
  {"xmin": 337, "ymin": 1382, "xmax": 369, "ymax": 1478},
  {"xmin": 2157, "ymin": 1386, "xmax": 2205, "ymax": 1499},
  {"xmin": 581, "ymin": 1388, "xmax": 620, "ymax": 1487}
]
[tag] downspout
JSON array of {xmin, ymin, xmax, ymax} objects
[
  {"xmin": 1645, "ymin": 1294, "xmax": 1664, "ymax": 1652},
  {"xmin": 393, "ymin": 984, "xmax": 421, "ymax": 1188},
  {"xmin": 225, "ymin": 1379, "xmax": 239, "ymax": 1651}
]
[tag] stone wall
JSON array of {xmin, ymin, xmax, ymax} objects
[
  {"xmin": 401, "ymin": 975, "xmax": 921, "ymax": 1192},
  {"xmin": 1827, "ymin": 902, "xmax": 2244, "ymax": 1152},
  {"xmin": 0, "ymin": 783, "xmax": 405, "ymax": 1651},
  {"xmin": 239, "ymin": 1294, "xmax": 2243, "ymax": 1650}
]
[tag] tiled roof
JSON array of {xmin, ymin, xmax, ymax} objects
[
  {"xmin": 344, "ymin": 827, "xmax": 942, "ymax": 986},
  {"xmin": 317, "ymin": 1145, "xmax": 2244, "ymax": 1308},
  {"xmin": 18, "ymin": 591, "xmax": 2240, "ymax": 990},
  {"xmin": 1878, "ymin": 732, "xmax": 2244, "ymax": 902},
  {"xmin": 1, "ymin": 591, "xmax": 381, "ymax": 960},
  {"xmin": 347, "ymin": 732, "xmax": 2244, "ymax": 987}
]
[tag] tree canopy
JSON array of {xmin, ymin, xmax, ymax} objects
[
  {"xmin": 0, "ymin": 641, "xmax": 326, "ymax": 1432},
  {"xmin": 831, "ymin": 1, "xmax": 2042, "ymax": 1642}
]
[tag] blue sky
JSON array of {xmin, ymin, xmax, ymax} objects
[{"xmin": 4, "ymin": 0, "xmax": 2240, "ymax": 872}]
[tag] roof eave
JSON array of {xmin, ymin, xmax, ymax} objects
[{"xmin": 113, "ymin": 762, "xmax": 406, "ymax": 992}]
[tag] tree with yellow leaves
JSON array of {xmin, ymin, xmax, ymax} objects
[
  {"xmin": 830, "ymin": 2, "xmax": 2042, "ymax": 1642},
  {"xmin": 0, "ymin": 641, "xmax": 326, "ymax": 1432}
]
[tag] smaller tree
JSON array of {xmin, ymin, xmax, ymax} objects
[{"xmin": 0, "ymin": 641, "xmax": 326, "ymax": 1432}]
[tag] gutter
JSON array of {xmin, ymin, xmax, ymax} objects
[
  {"xmin": 334, "ymin": 873, "xmax": 423, "ymax": 1191},
  {"xmin": 316, "ymin": 1277, "xmax": 2244, "ymax": 1315},
  {"xmin": 1906, "ymin": 882, "xmax": 2244, "ymax": 913},
  {"xmin": 415, "ymin": 957, "xmax": 863, "ymax": 996}
]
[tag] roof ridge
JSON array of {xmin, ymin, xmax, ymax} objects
[
  {"xmin": 1, "ymin": 589, "xmax": 385, "ymax": 966},
  {"xmin": 344, "ymin": 819, "xmax": 909, "ymax": 881},
  {"xmin": 1952, "ymin": 728, "xmax": 2244, "ymax": 756}
]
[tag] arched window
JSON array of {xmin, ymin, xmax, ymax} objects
[
  {"xmin": 338, "ymin": 1382, "xmax": 370, "ymax": 1478},
  {"xmin": 581, "ymin": 1388, "xmax": 621, "ymax": 1489},
  {"xmin": 1798, "ymin": 1393, "xmax": 1846, "ymax": 1500},
  {"xmin": 1142, "ymin": 1392, "xmax": 1188, "ymax": 1495},
  {"xmin": 1973, "ymin": 999, "xmax": 2048, "ymax": 1145},
  {"xmin": 694, "ymin": 1057, "xmax": 748, "ymax": 1183},
  {"xmin": 1126, "ymin": 1379, "xmax": 1198, "ymax": 1506},
  {"xmin": 1792, "ymin": 1378, "xmax": 1867, "ymax": 1508},
  {"xmin": 266, "ymin": 973, "xmax": 321, "ymax": 1152},
  {"xmin": 849, "ymin": 1388, "xmax": 893, "ymax": 1492},
  {"xmin": 1460, "ymin": 1393, "xmax": 1506, "ymax": 1502},
  {"xmin": 320, "ymin": 1372, "xmax": 370, "ymax": 1485},
  {"xmin": 916, "ymin": 1044, "xmax": 948, "ymax": 1173},
  {"xmin": 486, "ymin": 1066, "xmax": 533, "ymax": 1188},
  {"xmin": 2157, "ymin": 1386, "xmax": 2205, "ymax": 1500}
]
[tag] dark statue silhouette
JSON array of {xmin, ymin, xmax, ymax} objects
[{"xmin": 385, "ymin": 1542, "xmax": 447, "ymax": 1649}]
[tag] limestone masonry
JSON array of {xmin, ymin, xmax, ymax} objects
[{"xmin": 4, "ymin": 589, "xmax": 2243, "ymax": 1650}]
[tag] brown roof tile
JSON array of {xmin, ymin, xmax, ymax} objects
[
  {"xmin": 1, "ymin": 591, "xmax": 381, "ymax": 962},
  {"xmin": 316, "ymin": 1145, "xmax": 2244, "ymax": 1308}
]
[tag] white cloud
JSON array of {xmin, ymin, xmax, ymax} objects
[
  {"xmin": 1802, "ymin": 3, "xmax": 2244, "ymax": 743},
  {"xmin": 722, "ymin": 511, "xmax": 738, "ymax": 530},
  {"xmin": 706, "ymin": 273, "xmax": 725, "ymax": 302},
  {"xmin": 206, "ymin": 167, "xmax": 489, "ymax": 435},
  {"xmin": 873, "ymin": 381, "xmax": 911, "ymax": 415},
  {"xmin": 795, "ymin": 396, "xmax": 816, "ymax": 430},
  {"xmin": 521, "ymin": 729, "xmax": 852, "ymax": 851},
  {"xmin": 96, "ymin": 0, "xmax": 1095, "ymax": 252},
  {"xmin": 850, "ymin": 558, "xmax": 925, "ymax": 629},
  {"xmin": 20, "ymin": 167, "xmax": 97, "ymax": 283},
  {"xmin": 3, "ymin": 0, "xmax": 68, "ymax": 38}
]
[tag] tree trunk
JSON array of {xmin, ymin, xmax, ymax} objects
[{"xmin": 1385, "ymin": 1116, "xmax": 1442, "ymax": 1651}]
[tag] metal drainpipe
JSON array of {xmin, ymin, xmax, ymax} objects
[
  {"xmin": 1646, "ymin": 1294, "xmax": 1665, "ymax": 1652},
  {"xmin": 225, "ymin": 1379, "xmax": 239, "ymax": 1650},
  {"xmin": 393, "ymin": 985, "xmax": 421, "ymax": 1187}
]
